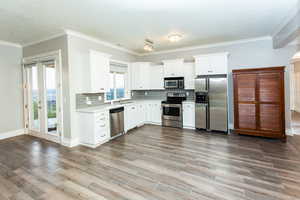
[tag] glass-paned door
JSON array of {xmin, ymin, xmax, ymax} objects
[
  {"xmin": 45, "ymin": 63, "xmax": 57, "ymax": 135},
  {"xmin": 29, "ymin": 65, "xmax": 41, "ymax": 131},
  {"xmin": 25, "ymin": 59, "xmax": 61, "ymax": 143}
]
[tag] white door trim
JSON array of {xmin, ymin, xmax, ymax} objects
[{"xmin": 23, "ymin": 50, "xmax": 64, "ymax": 144}]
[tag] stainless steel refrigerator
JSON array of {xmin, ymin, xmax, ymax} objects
[{"xmin": 195, "ymin": 75, "xmax": 228, "ymax": 132}]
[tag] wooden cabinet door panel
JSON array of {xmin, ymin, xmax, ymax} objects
[
  {"xmin": 238, "ymin": 104, "xmax": 256, "ymax": 129},
  {"xmin": 258, "ymin": 73, "xmax": 281, "ymax": 103},
  {"xmin": 259, "ymin": 104, "xmax": 281, "ymax": 132},
  {"xmin": 235, "ymin": 74, "xmax": 257, "ymax": 102}
]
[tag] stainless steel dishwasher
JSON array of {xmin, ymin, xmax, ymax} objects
[{"xmin": 110, "ymin": 107, "xmax": 124, "ymax": 138}]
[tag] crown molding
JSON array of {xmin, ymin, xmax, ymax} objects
[
  {"xmin": 138, "ymin": 36, "xmax": 272, "ymax": 56},
  {"xmin": 22, "ymin": 32, "xmax": 66, "ymax": 47},
  {"xmin": 0, "ymin": 40, "xmax": 22, "ymax": 48},
  {"xmin": 272, "ymin": 4, "xmax": 300, "ymax": 37},
  {"xmin": 64, "ymin": 29, "xmax": 139, "ymax": 56}
]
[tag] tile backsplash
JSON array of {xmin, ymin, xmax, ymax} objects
[
  {"xmin": 131, "ymin": 89, "xmax": 195, "ymax": 100},
  {"xmin": 76, "ymin": 93, "xmax": 105, "ymax": 109},
  {"xmin": 76, "ymin": 89, "xmax": 195, "ymax": 109}
]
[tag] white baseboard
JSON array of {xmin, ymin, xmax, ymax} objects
[
  {"xmin": 62, "ymin": 137, "xmax": 80, "ymax": 147},
  {"xmin": 0, "ymin": 129, "xmax": 26, "ymax": 140}
]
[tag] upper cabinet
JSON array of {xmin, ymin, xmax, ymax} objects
[
  {"xmin": 78, "ymin": 50, "xmax": 111, "ymax": 93},
  {"xmin": 163, "ymin": 59, "xmax": 184, "ymax": 77},
  {"xmin": 194, "ymin": 52, "xmax": 229, "ymax": 76},
  {"xmin": 130, "ymin": 62, "xmax": 151, "ymax": 90},
  {"xmin": 184, "ymin": 63, "xmax": 195, "ymax": 90},
  {"xmin": 130, "ymin": 62, "xmax": 164, "ymax": 90},
  {"xmin": 149, "ymin": 65, "xmax": 164, "ymax": 90}
]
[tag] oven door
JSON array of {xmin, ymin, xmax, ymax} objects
[
  {"xmin": 164, "ymin": 80, "xmax": 178, "ymax": 89},
  {"xmin": 162, "ymin": 104, "xmax": 182, "ymax": 121}
]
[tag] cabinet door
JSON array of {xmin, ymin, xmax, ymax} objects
[
  {"xmin": 150, "ymin": 65, "xmax": 164, "ymax": 89},
  {"xmin": 183, "ymin": 104, "xmax": 195, "ymax": 128},
  {"xmin": 234, "ymin": 73, "xmax": 257, "ymax": 130},
  {"xmin": 195, "ymin": 57, "xmax": 211, "ymax": 76},
  {"xmin": 210, "ymin": 54, "xmax": 228, "ymax": 74},
  {"xmin": 131, "ymin": 63, "xmax": 141, "ymax": 90},
  {"xmin": 139, "ymin": 64, "xmax": 150, "ymax": 90},
  {"xmin": 146, "ymin": 103, "xmax": 152, "ymax": 122},
  {"xmin": 195, "ymin": 53, "xmax": 228, "ymax": 75},
  {"xmin": 152, "ymin": 103, "xmax": 162, "ymax": 124},
  {"xmin": 184, "ymin": 63, "xmax": 195, "ymax": 89},
  {"xmin": 163, "ymin": 59, "xmax": 184, "ymax": 77},
  {"xmin": 258, "ymin": 73, "xmax": 283, "ymax": 133},
  {"xmin": 90, "ymin": 51, "xmax": 111, "ymax": 93},
  {"xmin": 137, "ymin": 103, "xmax": 146, "ymax": 125}
]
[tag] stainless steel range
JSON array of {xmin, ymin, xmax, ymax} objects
[{"xmin": 162, "ymin": 92, "xmax": 187, "ymax": 128}]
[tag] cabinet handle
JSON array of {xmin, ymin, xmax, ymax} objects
[
  {"xmin": 100, "ymin": 88, "xmax": 104, "ymax": 90},
  {"xmin": 208, "ymin": 70, "xmax": 213, "ymax": 73},
  {"xmin": 100, "ymin": 124, "xmax": 106, "ymax": 127}
]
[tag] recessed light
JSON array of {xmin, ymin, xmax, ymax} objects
[{"xmin": 168, "ymin": 33, "xmax": 183, "ymax": 42}]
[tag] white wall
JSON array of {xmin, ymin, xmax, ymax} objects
[
  {"xmin": 0, "ymin": 44, "xmax": 23, "ymax": 134},
  {"xmin": 137, "ymin": 39, "xmax": 300, "ymax": 130}
]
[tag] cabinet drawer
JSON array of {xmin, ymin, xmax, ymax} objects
[{"xmin": 95, "ymin": 129, "xmax": 109, "ymax": 142}]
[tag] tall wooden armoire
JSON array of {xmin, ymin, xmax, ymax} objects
[{"xmin": 232, "ymin": 67, "xmax": 285, "ymax": 139}]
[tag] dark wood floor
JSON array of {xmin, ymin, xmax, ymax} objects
[{"xmin": 1, "ymin": 125, "xmax": 300, "ymax": 200}]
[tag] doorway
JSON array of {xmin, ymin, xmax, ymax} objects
[
  {"xmin": 23, "ymin": 51, "xmax": 63, "ymax": 143},
  {"xmin": 290, "ymin": 52, "xmax": 300, "ymax": 135}
]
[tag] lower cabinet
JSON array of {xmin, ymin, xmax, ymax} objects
[
  {"xmin": 146, "ymin": 102, "xmax": 162, "ymax": 124},
  {"xmin": 78, "ymin": 110, "xmax": 110, "ymax": 148},
  {"xmin": 183, "ymin": 102, "xmax": 195, "ymax": 129},
  {"xmin": 125, "ymin": 101, "xmax": 162, "ymax": 132},
  {"xmin": 125, "ymin": 105, "xmax": 138, "ymax": 132}
]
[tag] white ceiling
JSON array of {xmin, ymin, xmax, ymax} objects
[{"xmin": 0, "ymin": 0, "xmax": 297, "ymax": 53}]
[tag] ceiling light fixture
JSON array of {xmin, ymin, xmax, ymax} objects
[
  {"xmin": 168, "ymin": 33, "xmax": 183, "ymax": 42},
  {"xmin": 144, "ymin": 39, "xmax": 154, "ymax": 52}
]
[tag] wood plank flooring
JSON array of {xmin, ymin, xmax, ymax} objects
[{"xmin": 1, "ymin": 125, "xmax": 300, "ymax": 200}]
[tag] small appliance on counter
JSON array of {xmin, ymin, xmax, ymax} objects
[
  {"xmin": 164, "ymin": 77, "xmax": 184, "ymax": 89},
  {"xmin": 195, "ymin": 74, "xmax": 228, "ymax": 133},
  {"xmin": 162, "ymin": 92, "xmax": 187, "ymax": 128}
]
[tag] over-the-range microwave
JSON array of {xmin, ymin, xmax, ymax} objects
[{"xmin": 164, "ymin": 77, "xmax": 184, "ymax": 89}]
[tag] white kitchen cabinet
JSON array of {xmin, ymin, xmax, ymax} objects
[
  {"xmin": 149, "ymin": 65, "xmax": 164, "ymax": 89},
  {"xmin": 79, "ymin": 50, "xmax": 111, "ymax": 93},
  {"xmin": 130, "ymin": 62, "xmax": 151, "ymax": 90},
  {"xmin": 125, "ymin": 104, "xmax": 138, "ymax": 131},
  {"xmin": 194, "ymin": 52, "xmax": 228, "ymax": 75},
  {"xmin": 78, "ymin": 110, "xmax": 110, "ymax": 148},
  {"xmin": 137, "ymin": 103, "xmax": 147, "ymax": 125},
  {"xmin": 183, "ymin": 102, "xmax": 195, "ymax": 129},
  {"xmin": 146, "ymin": 101, "xmax": 162, "ymax": 124},
  {"xmin": 163, "ymin": 59, "xmax": 184, "ymax": 77},
  {"xmin": 184, "ymin": 63, "xmax": 195, "ymax": 89}
]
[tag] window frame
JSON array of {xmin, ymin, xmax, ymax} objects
[{"xmin": 105, "ymin": 61, "xmax": 131, "ymax": 103}]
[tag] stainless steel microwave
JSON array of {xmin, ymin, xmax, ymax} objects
[{"xmin": 164, "ymin": 77, "xmax": 184, "ymax": 89}]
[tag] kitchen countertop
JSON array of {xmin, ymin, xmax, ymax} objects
[{"xmin": 76, "ymin": 99, "xmax": 162, "ymax": 113}]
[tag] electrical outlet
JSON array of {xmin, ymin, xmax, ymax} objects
[
  {"xmin": 145, "ymin": 92, "xmax": 148, "ymax": 96},
  {"xmin": 98, "ymin": 96, "xmax": 102, "ymax": 101}
]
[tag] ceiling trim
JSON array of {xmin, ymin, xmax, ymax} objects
[
  {"xmin": 139, "ymin": 36, "xmax": 272, "ymax": 56},
  {"xmin": 64, "ymin": 29, "xmax": 139, "ymax": 56},
  {"xmin": 22, "ymin": 32, "xmax": 66, "ymax": 47},
  {"xmin": 0, "ymin": 40, "xmax": 22, "ymax": 48}
]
